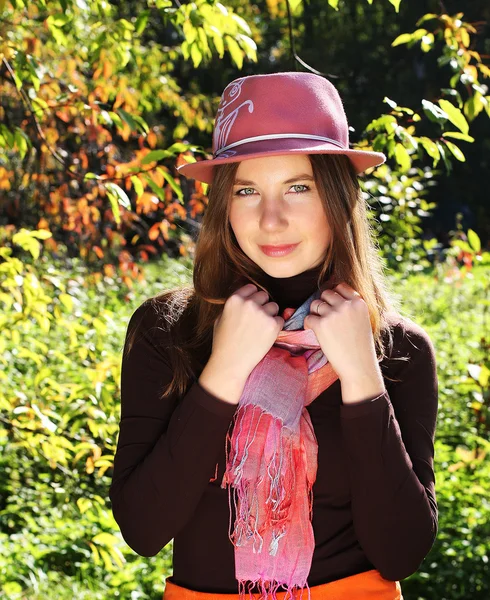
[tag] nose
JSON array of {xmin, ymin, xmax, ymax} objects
[{"xmin": 258, "ymin": 194, "xmax": 289, "ymax": 231}]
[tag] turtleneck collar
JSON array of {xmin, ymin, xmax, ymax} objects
[{"xmin": 252, "ymin": 262, "xmax": 334, "ymax": 314}]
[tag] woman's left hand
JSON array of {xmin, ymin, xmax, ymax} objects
[{"xmin": 304, "ymin": 282, "xmax": 384, "ymax": 389}]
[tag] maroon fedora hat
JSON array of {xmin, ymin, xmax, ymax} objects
[{"xmin": 176, "ymin": 71, "xmax": 386, "ymax": 184}]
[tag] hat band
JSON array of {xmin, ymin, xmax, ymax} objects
[{"xmin": 213, "ymin": 133, "xmax": 345, "ymax": 158}]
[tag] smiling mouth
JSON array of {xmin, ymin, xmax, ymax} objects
[{"xmin": 259, "ymin": 242, "xmax": 301, "ymax": 256}]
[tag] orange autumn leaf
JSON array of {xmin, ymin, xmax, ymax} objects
[
  {"xmin": 160, "ymin": 219, "xmax": 169, "ymax": 240},
  {"xmin": 55, "ymin": 109, "xmax": 71, "ymax": 123},
  {"xmin": 150, "ymin": 169, "xmax": 164, "ymax": 187},
  {"xmin": 136, "ymin": 192, "xmax": 159, "ymax": 214},
  {"xmin": 103, "ymin": 60, "xmax": 113, "ymax": 79},
  {"xmin": 147, "ymin": 131, "xmax": 157, "ymax": 148},
  {"xmin": 148, "ymin": 222, "xmax": 161, "ymax": 241}
]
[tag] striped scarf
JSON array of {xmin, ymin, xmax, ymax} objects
[{"xmin": 221, "ymin": 287, "xmax": 339, "ymax": 600}]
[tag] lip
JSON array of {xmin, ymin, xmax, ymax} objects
[{"xmin": 259, "ymin": 242, "xmax": 300, "ymax": 257}]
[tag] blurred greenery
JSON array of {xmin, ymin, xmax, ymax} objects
[{"xmin": 1, "ymin": 0, "xmax": 490, "ymax": 597}]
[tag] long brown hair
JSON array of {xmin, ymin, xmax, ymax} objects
[{"xmin": 124, "ymin": 153, "xmax": 410, "ymax": 400}]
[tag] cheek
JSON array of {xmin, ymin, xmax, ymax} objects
[
  {"xmin": 229, "ymin": 206, "xmax": 252, "ymax": 244},
  {"xmin": 297, "ymin": 203, "xmax": 329, "ymax": 231},
  {"xmin": 303, "ymin": 206, "xmax": 330, "ymax": 247}
]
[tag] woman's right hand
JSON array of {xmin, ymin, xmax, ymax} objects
[{"xmin": 210, "ymin": 283, "xmax": 285, "ymax": 381}]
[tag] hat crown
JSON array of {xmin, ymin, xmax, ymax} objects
[{"xmin": 212, "ymin": 72, "xmax": 349, "ymax": 158}]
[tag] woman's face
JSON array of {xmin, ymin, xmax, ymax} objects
[{"xmin": 229, "ymin": 154, "xmax": 330, "ymax": 277}]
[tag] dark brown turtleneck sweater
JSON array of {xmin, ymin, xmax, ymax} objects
[{"xmin": 109, "ymin": 264, "xmax": 438, "ymax": 592}]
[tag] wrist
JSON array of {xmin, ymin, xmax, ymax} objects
[
  {"xmin": 340, "ymin": 368, "xmax": 386, "ymax": 405},
  {"xmin": 206, "ymin": 354, "xmax": 250, "ymax": 385}
]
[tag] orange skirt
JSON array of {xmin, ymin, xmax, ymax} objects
[{"xmin": 162, "ymin": 570, "xmax": 403, "ymax": 600}]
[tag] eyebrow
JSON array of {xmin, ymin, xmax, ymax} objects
[{"xmin": 233, "ymin": 174, "xmax": 315, "ymax": 186}]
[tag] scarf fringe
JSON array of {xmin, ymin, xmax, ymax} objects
[
  {"xmin": 221, "ymin": 403, "xmax": 315, "ymax": 600},
  {"xmin": 238, "ymin": 578, "xmax": 312, "ymax": 600}
]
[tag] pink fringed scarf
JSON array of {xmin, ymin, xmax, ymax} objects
[{"xmin": 220, "ymin": 293, "xmax": 340, "ymax": 600}]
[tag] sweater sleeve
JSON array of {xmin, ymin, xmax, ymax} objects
[
  {"xmin": 109, "ymin": 300, "xmax": 238, "ymax": 557},
  {"xmin": 339, "ymin": 317, "xmax": 438, "ymax": 581}
]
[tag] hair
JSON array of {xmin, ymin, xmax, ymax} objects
[{"xmin": 124, "ymin": 153, "xmax": 411, "ymax": 401}]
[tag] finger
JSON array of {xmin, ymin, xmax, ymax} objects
[
  {"xmin": 304, "ymin": 313, "xmax": 320, "ymax": 330},
  {"xmin": 318, "ymin": 289, "xmax": 344, "ymax": 306},
  {"xmin": 332, "ymin": 282, "xmax": 361, "ymax": 300},
  {"xmin": 262, "ymin": 301, "xmax": 280, "ymax": 316},
  {"xmin": 233, "ymin": 283, "xmax": 260, "ymax": 298}
]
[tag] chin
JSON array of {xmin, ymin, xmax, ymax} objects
[{"xmin": 255, "ymin": 259, "xmax": 304, "ymax": 278}]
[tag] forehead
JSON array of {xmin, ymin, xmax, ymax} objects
[{"xmin": 234, "ymin": 154, "xmax": 313, "ymax": 181}]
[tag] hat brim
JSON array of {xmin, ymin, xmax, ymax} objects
[{"xmin": 176, "ymin": 139, "xmax": 386, "ymax": 184}]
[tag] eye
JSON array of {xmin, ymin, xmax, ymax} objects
[
  {"xmin": 233, "ymin": 184, "xmax": 311, "ymax": 196},
  {"xmin": 290, "ymin": 184, "xmax": 310, "ymax": 193},
  {"xmin": 234, "ymin": 187, "xmax": 256, "ymax": 196}
]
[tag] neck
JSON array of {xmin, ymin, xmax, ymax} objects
[{"xmin": 250, "ymin": 262, "xmax": 334, "ymax": 314}]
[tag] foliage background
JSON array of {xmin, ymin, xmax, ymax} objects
[{"xmin": 0, "ymin": 0, "xmax": 489, "ymax": 598}]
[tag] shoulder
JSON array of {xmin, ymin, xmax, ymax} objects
[
  {"xmin": 125, "ymin": 288, "xmax": 194, "ymax": 348},
  {"xmin": 382, "ymin": 312, "xmax": 437, "ymax": 379},
  {"xmin": 385, "ymin": 312, "xmax": 435, "ymax": 356}
]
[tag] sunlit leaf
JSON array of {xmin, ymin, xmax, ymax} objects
[
  {"xmin": 394, "ymin": 143, "xmax": 411, "ymax": 171},
  {"xmin": 225, "ymin": 35, "xmax": 243, "ymax": 69},
  {"xmin": 438, "ymin": 99, "xmax": 469, "ymax": 134},
  {"xmin": 442, "ymin": 131, "xmax": 474, "ymax": 143},
  {"xmin": 467, "ymin": 229, "xmax": 481, "ymax": 253},
  {"xmin": 444, "ymin": 140, "xmax": 465, "ymax": 162}
]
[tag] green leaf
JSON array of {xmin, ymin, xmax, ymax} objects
[
  {"xmin": 442, "ymin": 132, "xmax": 475, "ymax": 143},
  {"xmin": 225, "ymin": 35, "xmax": 243, "ymax": 69},
  {"xmin": 444, "ymin": 140, "xmax": 465, "ymax": 162},
  {"xmin": 464, "ymin": 93, "xmax": 485, "ymax": 121},
  {"xmin": 157, "ymin": 167, "xmax": 183, "ymax": 202},
  {"xmin": 141, "ymin": 149, "xmax": 172, "ymax": 164},
  {"xmin": 143, "ymin": 174, "xmax": 165, "ymax": 201},
  {"xmin": 190, "ymin": 42, "xmax": 203, "ymax": 67},
  {"xmin": 422, "ymin": 99, "xmax": 448, "ymax": 123},
  {"xmin": 416, "ymin": 13, "xmax": 439, "ymax": 26},
  {"xmin": 183, "ymin": 19, "xmax": 197, "ymax": 44},
  {"xmin": 467, "ymin": 229, "xmax": 481, "ymax": 253},
  {"xmin": 131, "ymin": 115, "xmax": 150, "ymax": 135},
  {"xmin": 438, "ymin": 99, "xmax": 469, "ymax": 134},
  {"xmin": 441, "ymin": 87, "xmax": 463, "ymax": 108},
  {"xmin": 288, "ymin": 0, "xmax": 303, "ymax": 15},
  {"xmin": 29, "ymin": 229, "xmax": 52, "ymax": 240},
  {"xmin": 14, "ymin": 128, "xmax": 29, "ymax": 159},
  {"xmin": 116, "ymin": 108, "xmax": 138, "ymax": 132},
  {"xmin": 105, "ymin": 189, "xmax": 120, "ymax": 225},
  {"xmin": 419, "ymin": 137, "xmax": 440, "ymax": 166},
  {"xmin": 383, "ymin": 97, "xmax": 398, "ymax": 110},
  {"xmin": 232, "ymin": 13, "xmax": 251, "ymax": 35},
  {"xmin": 84, "ymin": 172, "xmax": 100, "ymax": 181},
  {"xmin": 210, "ymin": 30, "xmax": 224, "ymax": 57},
  {"xmin": 327, "ymin": 0, "xmax": 339, "ymax": 9},
  {"xmin": 105, "ymin": 183, "xmax": 131, "ymax": 225},
  {"xmin": 435, "ymin": 142, "xmax": 452, "ymax": 173},
  {"xmin": 394, "ymin": 143, "xmax": 411, "ymax": 172},
  {"xmin": 198, "ymin": 27, "xmax": 210, "ymax": 56},
  {"xmin": 0, "ymin": 125, "xmax": 15, "ymax": 148},
  {"xmin": 236, "ymin": 33, "xmax": 257, "ymax": 58},
  {"xmin": 391, "ymin": 33, "xmax": 412, "ymax": 47},
  {"xmin": 92, "ymin": 532, "xmax": 120, "ymax": 546},
  {"xmin": 135, "ymin": 10, "xmax": 149, "ymax": 35},
  {"xmin": 108, "ymin": 111, "xmax": 123, "ymax": 129},
  {"xmin": 388, "ymin": 0, "xmax": 401, "ymax": 12},
  {"xmin": 12, "ymin": 69, "xmax": 23, "ymax": 91},
  {"xmin": 168, "ymin": 142, "xmax": 201, "ymax": 154},
  {"xmin": 130, "ymin": 176, "xmax": 144, "ymax": 199}
]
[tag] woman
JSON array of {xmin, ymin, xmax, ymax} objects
[{"xmin": 110, "ymin": 72, "xmax": 438, "ymax": 600}]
